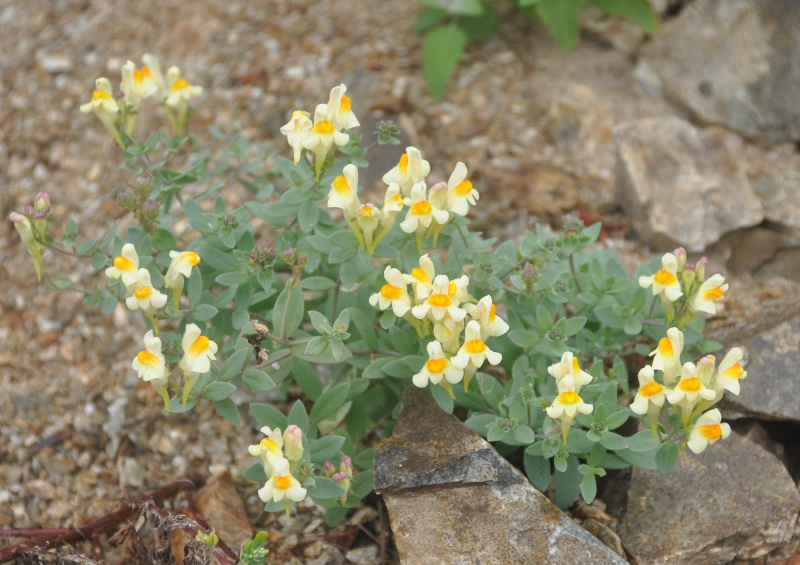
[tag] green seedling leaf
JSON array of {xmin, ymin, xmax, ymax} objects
[{"xmin": 423, "ymin": 25, "xmax": 468, "ymax": 100}]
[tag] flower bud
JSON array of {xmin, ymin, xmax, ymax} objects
[
  {"xmin": 281, "ymin": 247, "xmax": 296, "ymax": 265},
  {"xmin": 521, "ymin": 264, "xmax": 537, "ymax": 284},
  {"xmin": 696, "ymin": 257, "xmax": 708, "ymax": 282},
  {"xmin": 141, "ymin": 199, "xmax": 160, "ymax": 220},
  {"xmin": 673, "ymin": 247, "xmax": 687, "ymax": 269},
  {"xmin": 116, "ymin": 185, "xmax": 138, "ymax": 208},
  {"xmin": 283, "ymin": 425, "xmax": 304, "ymax": 463},
  {"xmin": 296, "ymin": 252, "xmax": 308, "ymax": 267},
  {"xmin": 135, "ymin": 174, "xmax": 155, "ymax": 197},
  {"xmin": 324, "ymin": 460, "xmax": 334, "ymax": 471},
  {"xmin": 34, "ymin": 192, "xmax": 50, "ymax": 212}
]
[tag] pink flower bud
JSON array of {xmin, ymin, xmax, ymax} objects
[
  {"xmin": 341, "ymin": 455, "xmax": 352, "ymax": 469},
  {"xmin": 332, "ymin": 471, "xmax": 347, "ymax": 482},
  {"xmin": 324, "ymin": 461, "xmax": 334, "ymax": 471},
  {"xmin": 9, "ymin": 212, "xmax": 27, "ymax": 224},
  {"xmin": 34, "ymin": 192, "xmax": 50, "ymax": 211},
  {"xmin": 283, "ymin": 425, "xmax": 304, "ymax": 462}
]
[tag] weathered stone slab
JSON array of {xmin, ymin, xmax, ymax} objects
[
  {"xmin": 754, "ymin": 173, "xmax": 800, "ymax": 232},
  {"xmin": 615, "ymin": 117, "xmax": 763, "ymax": 251},
  {"xmin": 638, "ymin": 0, "xmax": 800, "ymax": 143},
  {"xmin": 375, "ymin": 387, "xmax": 627, "ymax": 565},
  {"xmin": 617, "ymin": 431, "xmax": 800, "ymax": 565}
]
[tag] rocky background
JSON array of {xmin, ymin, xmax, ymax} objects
[{"xmin": 3, "ymin": 0, "xmax": 800, "ymax": 563}]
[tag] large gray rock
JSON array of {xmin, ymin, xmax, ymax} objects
[
  {"xmin": 616, "ymin": 431, "xmax": 800, "ymax": 565},
  {"xmin": 754, "ymin": 172, "xmax": 800, "ymax": 232},
  {"xmin": 638, "ymin": 0, "xmax": 800, "ymax": 143},
  {"xmin": 615, "ymin": 117, "xmax": 763, "ymax": 251},
  {"xmin": 375, "ymin": 387, "xmax": 627, "ymax": 565},
  {"xmin": 721, "ymin": 316, "xmax": 800, "ymax": 422}
]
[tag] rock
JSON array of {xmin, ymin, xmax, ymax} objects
[
  {"xmin": 720, "ymin": 316, "xmax": 800, "ymax": 422},
  {"xmin": 756, "ymin": 248, "xmax": 800, "ymax": 282},
  {"xmin": 194, "ymin": 469, "xmax": 253, "ymax": 550},
  {"xmin": 375, "ymin": 387, "xmax": 627, "ymax": 565},
  {"xmin": 638, "ymin": 0, "xmax": 800, "ymax": 143},
  {"xmin": 36, "ymin": 52, "xmax": 73, "ymax": 74},
  {"xmin": 707, "ymin": 227, "xmax": 785, "ymax": 275},
  {"xmin": 616, "ymin": 431, "xmax": 800, "ymax": 564},
  {"xmin": 615, "ymin": 117, "xmax": 763, "ymax": 251},
  {"xmin": 754, "ymin": 173, "xmax": 800, "ymax": 231},
  {"xmin": 581, "ymin": 6, "xmax": 649, "ymax": 55}
]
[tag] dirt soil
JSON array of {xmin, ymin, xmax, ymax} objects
[{"xmin": 4, "ymin": 1, "xmax": 800, "ymax": 563}]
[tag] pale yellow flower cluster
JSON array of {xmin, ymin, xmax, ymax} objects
[
  {"xmin": 639, "ymin": 249, "xmax": 728, "ymax": 326},
  {"xmin": 80, "ymin": 54, "xmax": 202, "ymax": 144},
  {"xmin": 369, "ymin": 255, "xmax": 508, "ymax": 396},
  {"xmin": 106, "ymin": 244, "xmax": 208, "ymax": 410},
  {"xmin": 280, "ymin": 84, "xmax": 358, "ymax": 180},
  {"xmin": 327, "ymin": 146, "xmax": 479, "ymax": 253},
  {"xmin": 248, "ymin": 425, "xmax": 307, "ymax": 519},
  {"xmin": 629, "ymin": 327, "xmax": 745, "ymax": 453},
  {"xmin": 545, "ymin": 352, "xmax": 594, "ymax": 442}
]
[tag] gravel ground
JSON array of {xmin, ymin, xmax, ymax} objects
[{"xmin": 4, "ymin": 1, "xmax": 800, "ymax": 563}]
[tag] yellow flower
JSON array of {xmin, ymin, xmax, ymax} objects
[
  {"xmin": 283, "ymin": 425, "xmax": 304, "ymax": 467},
  {"xmin": 690, "ymin": 274, "xmax": 728, "ymax": 315},
  {"xmin": 413, "ymin": 340, "xmax": 464, "ymax": 389},
  {"xmin": 399, "ymin": 182, "xmax": 449, "ymax": 236},
  {"xmin": 80, "ymin": 77, "xmax": 122, "ymax": 147},
  {"xmin": 687, "ymin": 409, "xmax": 730, "ymax": 454},
  {"xmin": 547, "ymin": 351, "xmax": 593, "ymax": 393},
  {"xmin": 179, "ymin": 323, "xmax": 218, "ymax": 374},
  {"xmin": 369, "ymin": 266, "xmax": 412, "ymax": 317},
  {"xmin": 382, "ymin": 147, "xmax": 430, "ymax": 197},
  {"xmin": 280, "ymin": 110, "xmax": 313, "ymax": 164},
  {"xmin": 164, "ymin": 250, "xmax": 201, "ymax": 310},
  {"xmin": 445, "ymin": 162, "xmax": 479, "ymax": 217},
  {"xmin": 451, "ymin": 320, "xmax": 502, "ymax": 370},
  {"xmin": 327, "ymin": 164, "xmax": 361, "ymax": 222},
  {"xmin": 324, "ymin": 84, "xmax": 360, "ymax": 130},
  {"xmin": 466, "ymin": 295, "xmax": 509, "ymax": 340},
  {"xmin": 131, "ymin": 330, "xmax": 171, "ymax": 411},
  {"xmin": 258, "ymin": 458, "xmax": 307, "ymax": 519},
  {"xmin": 302, "ymin": 104, "xmax": 350, "ymax": 179},
  {"xmin": 105, "ymin": 243, "xmax": 140, "ymax": 290},
  {"xmin": 650, "ymin": 327, "xmax": 684, "ymax": 385},
  {"xmin": 407, "ymin": 254, "xmax": 436, "ymax": 300},
  {"xmin": 666, "ymin": 362, "xmax": 716, "ymax": 422},
  {"xmin": 121, "ymin": 60, "xmax": 157, "ymax": 111},
  {"xmin": 546, "ymin": 384, "xmax": 593, "ymax": 442},
  {"xmin": 411, "ymin": 275, "xmax": 467, "ymax": 323},
  {"xmin": 165, "ymin": 66, "xmax": 202, "ymax": 132},
  {"xmin": 712, "ymin": 347, "xmax": 747, "ymax": 396},
  {"xmin": 125, "ymin": 268, "xmax": 168, "ymax": 316},
  {"xmin": 9, "ymin": 212, "xmax": 45, "ymax": 281},
  {"xmin": 142, "ymin": 53, "xmax": 167, "ymax": 101},
  {"xmin": 356, "ymin": 203, "xmax": 381, "ymax": 250},
  {"xmin": 248, "ymin": 426, "xmax": 286, "ymax": 477},
  {"xmin": 639, "ymin": 252, "xmax": 682, "ymax": 303}
]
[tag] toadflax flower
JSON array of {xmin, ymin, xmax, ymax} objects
[
  {"xmin": 382, "ymin": 147, "xmax": 430, "ymax": 197},
  {"xmin": 179, "ymin": 323, "xmax": 218, "ymax": 374},
  {"xmin": 400, "ymin": 182, "xmax": 449, "ymax": 239},
  {"xmin": 666, "ymin": 362, "xmax": 716, "ymax": 424},
  {"xmin": 451, "ymin": 320, "xmax": 503, "ymax": 371},
  {"xmin": 303, "ymin": 104, "xmax": 350, "ymax": 180},
  {"xmin": 547, "ymin": 351, "xmax": 593, "ymax": 393},
  {"xmin": 142, "ymin": 53, "xmax": 167, "ymax": 101},
  {"xmin": 125, "ymin": 268, "xmax": 168, "ymax": 316},
  {"xmin": 355, "ymin": 203, "xmax": 380, "ymax": 250},
  {"xmin": 258, "ymin": 457, "xmax": 307, "ymax": 519},
  {"xmin": 80, "ymin": 77, "xmax": 123, "ymax": 147},
  {"xmin": 690, "ymin": 273, "xmax": 728, "ymax": 315},
  {"xmin": 413, "ymin": 340, "xmax": 464, "ymax": 390},
  {"xmin": 248, "ymin": 426, "xmax": 285, "ymax": 477},
  {"xmin": 120, "ymin": 60, "xmax": 157, "ymax": 132},
  {"xmin": 369, "ymin": 266, "xmax": 412, "ymax": 317},
  {"xmin": 283, "ymin": 425, "xmax": 304, "ymax": 469},
  {"xmin": 629, "ymin": 365, "xmax": 669, "ymax": 436},
  {"xmin": 280, "ymin": 110, "xmax": 313, "ymax": 164},
  {"xmin": 687, "ymin": 409, "xmax": 731, "ymax": 454},
  {"xmin": 639, "ymin": 252, "xmax": 682, "ymax": 303},
  {"xmin": 407, "ymin": 253, "xmax": 436, "ymax": 300},
  {"xmin": 131, "ymin": 330, "xmax": 171, "ymax": 411},
  {"xmin": 712, "ymin": 347, "xmax": 747, "ymax": 397},
  {"xmin": 466, "ymin": 295, "xmax": 509, "ymax": 340},
  {"xmin": 9, "ymin": 212, "xmax": 45, "ymax": 281},
  {"xmin": 324, "ymin": 84, "xmax": 360, "ymax": 130},
  {"xmin": 650, "ymin": 327, "xmax": 684, "ymax": 386},
  {"xmin": 327, "ymin": 164, "xmax": 361, "ymax": 222},
  {"xmin": 165, "ymin": 66, "xmax": 203, "ymax": 133},
  {"xmin": 412, "ymin": 275, "xmax": 467, "ymax": 323},
  {"xmin": 164, "ymin": 250, "xmax": 201, "ymax": 311},
  {"xmin": 105, "ymin": 243, "xmax": 140, "ymax": 290},
  {"xmin": 445, "ymin": 162, "xmax": 479, "ymax": 217},
  {"xmin": 546, "ymin": 383, "xmax": 593, "ymax": 442}
]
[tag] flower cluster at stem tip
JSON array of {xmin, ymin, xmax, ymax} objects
[
  {"xmin": 8, "ymin": 192, "xmax": 51, "ymax": 281},
  {"xmin": 248, "ymin": 426, "xmax": 309, "ymax": 519},
  {"xmin": 80, "ymin": 54, "xmax": 202, "ymax": 146},
  {"xmin": 106, "ymin": 244, "xmax": 212, "ymax": 411},
  {"xmin": 633, "ymin": 250, "xmax": 746, "ymax": 453},
  {"xmin": 370, "ymin": 254, "xmax": 509, "ymax": 397}
]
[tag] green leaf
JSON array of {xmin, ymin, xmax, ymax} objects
[
  {"xmin": 272, "ymin": 286, "xmax": 304, "ymax": 338},
  {"xmin": 213, "ymin": 398, "xmax": 241, "ymax": 426},
  {"xmin": 244, "ymin": 462, "xmax": 267, "ymax": 483},
  {"xmin": 431, "ymin": 384, "xmax": 454, "ymax": 413},
  {"xmin": 293, "ymin": 360, "xmax": 322, "ymax": 401},
  {"xmin": 460, "ymin": 5, "xmax": 499, "ymax": 40},
  {"xmin": 215, "ymin": 271, "xmax": 251, "ymax": 286},
  {"xmin": 184, "ymin": 198, "xmax": 214, "ymax": 234},
  {"xmin": 419, "ymin": 0, "xmax": 484, "ymax": 16},
  {"xmin": 508, "ymin": 330, "xmax": 540, "ymax": 348},
  {"xmin": 554, "ymin": 455, "xmax": 581, "ymax": 510},
  {"xmin": 351, "ymin": 469, "xmax": 374, "ymax": 497},
  {"xmin": 524, "ymin": 452, "xmax": 551, "ymax": 492},
  {"xmin": 627, "ymin": 430, "xmax": 661, "ymax": 452},
  {"xmin": 100, "ymin": 295, "xmax": 118, "ymax": 315},
  {"xmin": 413, "ymin": 7, "xmax": 448, "ymax": 32},
  {"xmin": 75, "ymin": 238, "xmax": 97, "ymax": 257},
  {"xmin": 90, "ymin": 253, "xmax": 108, "ymax": 270},
  {"xmin": 309, "ymin": 477, "xmax": 347, "ymax": 500},
  {"xmin": 329, "ymin": 230, "xmax": 360, "ymax": 250},
  {"xmin": 362, "ymin": 357, "xmax": 394, "ymax": 380},
  {"xmin": 251, "ymin": 403, "xmax": 288, "ymax": 430},
  {"xmin": 623, "ymin": 316, "xmax": 643, "ymax": 335},
  {"xmin": 192, "ymin": 304, "xmax": 219, "ymax": 322},
  {"xmin": 349, "ymin": 307, "xmax": 378, "ymax": 350},
  {"xmin": 536, "ymin": 0, "xmax": 585, "ymax": 50},
  {"xmin": 328, "ymin": 246, "xmax": 359, "ymax": 264},
  {"xmin": 242, "ymin": 368, "xmax": 276, "ymax": 392},
  {"xmin": 310, "ymin": 435, "xmax": 347, "ymax": 464},
  {"xmin": 288, "ymin": 399, "xmax": 310, "ymax": 432},
  {"xmin": 51, "ymin": 276, "xmax": 73, "ymax": 290},
  {"xmin": 218, "ymin": 348, "xmax": 251, "ymax": 381},
  {"xmin": 598, "ymin": 431, "xmax": 627, "ymax": 451},
  {"xmin": 309, "ymin": 384, "xmax": 350, "ymax": 423},
  {"xmin": 580, "ymin": 473, "xmax": 597, "ymax": 503},
  {"xmin": 354, "ymin": 448, "xmax": 375, "ymax": 471},
  {"xmin": 304, "ymin": 336, "xmax": 330, "ymax": 357},
  {"xmin": 589, "ymin": 0, "xmax": 658, "ymax": 34},
  {"xmin": 301, "ymin": 276, "xmax": 337, "ymax": 291},
  {"xmin": 559, "ymin": 316, "xmax": 586, "ymax": 337},
  {"xmin": 98, "ymin": 220, "xmax": 119, "ymax": 251},
  {"xmin": 423, "ymin": 25, "xmax": 468, "ymax": 100},
  {"xmin": 655, "ymin": 442, "xmax": 680, "ymax": 476},
  {"xmin": 604, "ymin": 408, "xmax": 630, "ymax": 431},
  {"xmin": 298, "ymin": 201, "xmax": 320, "ymax": 233},
  {"xmin": 198, "ymin": 246, "xmax": 238, "ymax": 271},
  {"xmin": 202, "ymin": 381, "xmax": 237, "ymax": 401}
]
